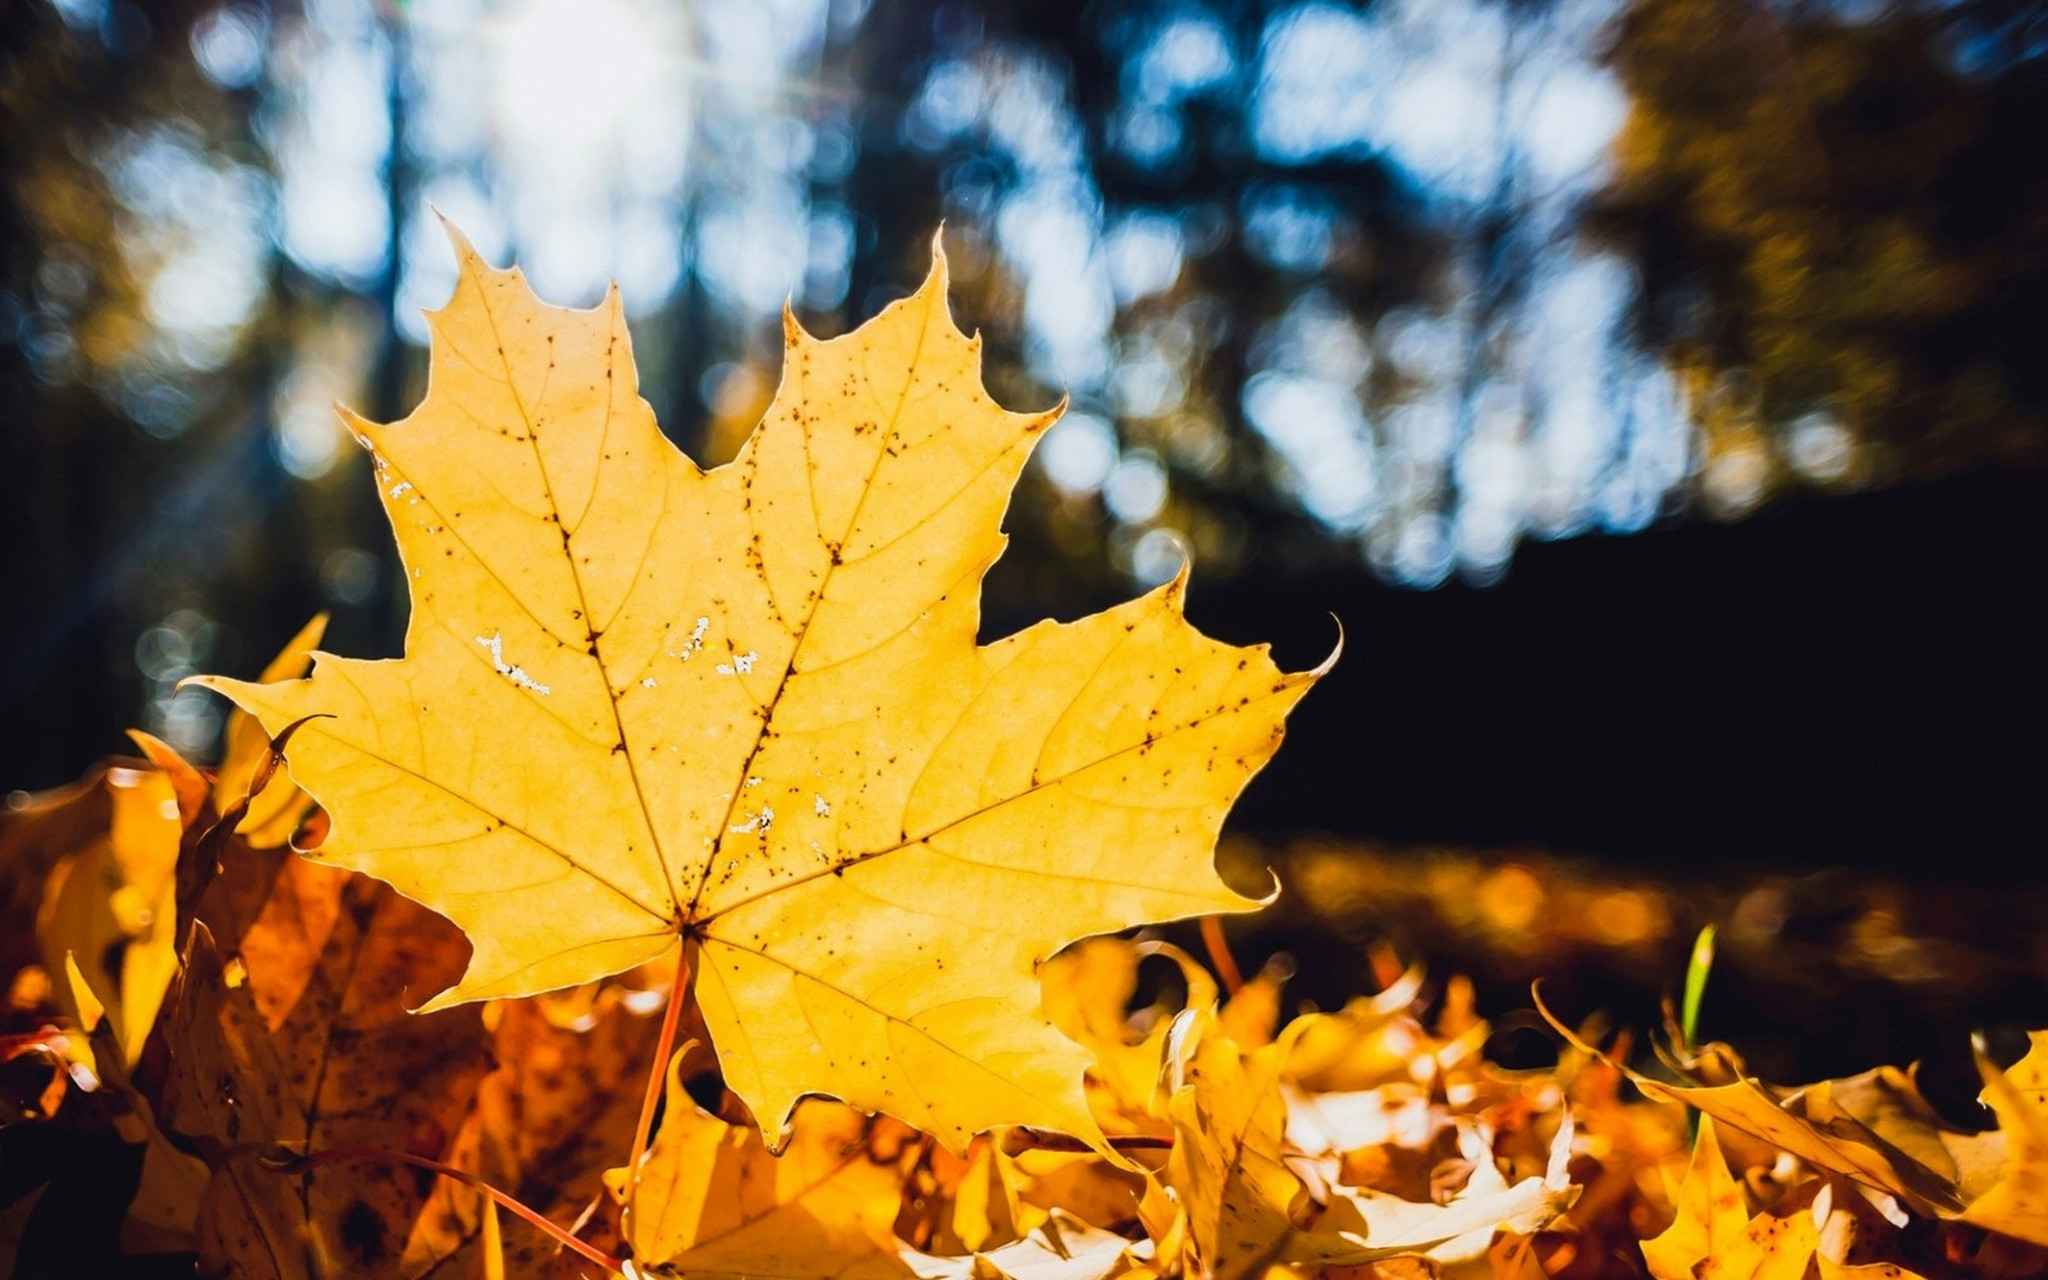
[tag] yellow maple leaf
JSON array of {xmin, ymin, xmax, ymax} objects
[{"xmin": 193, "ymin": 223, "xmax": 1323, "ymax": 1151}]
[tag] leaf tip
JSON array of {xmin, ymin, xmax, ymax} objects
[
  {"xmin": 177, "ymin": 672, "xmax": 232, "ymax": 699},
  {"xmin": 427, "ymin": 213, "xmax": 504, "ymax": 319},
  {"xmin": 922, "ymin": 224, "xmax": 953, "ymax": 301},
  {"xmin": 1153, "ymin": 538, "xmax": 1195, "ymax": 606},
  {"xmin": 1247, "ymin": 864, "xmax": 1282, "ymax": 908},
  {"xmin": 411, "ymin": 986, "xmax": 462, "ymax": 1016},
  {"xmin": 63, "ymin": 951, "xmax": 106, "ymax": 1034},
  {"xmin": 433, "ymin": 208, "xmax": 484, "ymax": 267},
  {"xmin": 1303, "ymin": 614, "xmax": 1345, "ymax": 682},
  {"xmin": 125, "ymin": 727, "xmax": 187, "ymax": 772},
  {"xmin": 336, "ymin": 402, "xmax": 383, "ymax": 443},
  {"xmin": 1023, "ymin": 393, "xmax": 1068, "ymax": 436}
]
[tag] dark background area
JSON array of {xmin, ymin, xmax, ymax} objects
[{"xmin": 1184, "ymin": 464, "xmax": 2048, "ymax": 879}]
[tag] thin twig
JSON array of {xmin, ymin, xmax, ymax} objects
[
  {"xmin": 1005, "ymin": 1128, "xmax": 1175, "ymax": 1154},
  {"xmin": 271, "ymin": 1144, "xmax": 621, "ymax": 1273},
  {"xmin": 1200, "ymin": 915, "xmax": 1244, "ymax": 996}
]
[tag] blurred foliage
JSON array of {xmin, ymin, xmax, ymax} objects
[
  {"xmin": 1, "ymin": 0, "xmax": 323, "ymax": 791},
  {"xmin": 2, "ymin": 0, "xmax": 2046, "ymax": 784},
  {"xmin": 1595, "ymin": 0, "xmax": 2048, "ymax": 508}
]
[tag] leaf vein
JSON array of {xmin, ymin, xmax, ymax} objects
[{"xmin": 311, "ymin": 728, "xmax": 671, "ymax": 923}]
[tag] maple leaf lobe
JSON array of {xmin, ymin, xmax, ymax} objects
[{"xmin": 195, "ymin": 221, "xmax": 1326, "ymax": 1150}]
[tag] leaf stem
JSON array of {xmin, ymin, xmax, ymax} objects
[
  {"xmin": 1200, "ymin": 915, "xmax": 1244, "ymax": 996},
  {"xmin": 1004, "ymin": 1128, "xmax": 1176, "ymax": 1154},
  {"xmin": 627, "ymin": 948, "xmax": 692, "ymax": 1193},
  {"xmin": 271, "ymin": 1143, "xmax": 621, "ymax": 1273}
]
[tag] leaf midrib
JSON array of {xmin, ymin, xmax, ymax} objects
[
  {"xmin": 470, "ymin": 282, "xmax": 684, "ymax": 922},
  {"xmin": 684, "ymin": 291, "xmax": 941, "ymax": 917}
]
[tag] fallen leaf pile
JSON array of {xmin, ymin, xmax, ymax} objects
[
  {"xmin": 4, "ymin": 230, "xmax": 2046, "ymax": 1278},
  {"xmin": 5, "ymin": 740, "xmax": 2048, "ymax": 1276}
]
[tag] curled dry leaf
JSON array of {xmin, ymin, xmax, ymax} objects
[
  {"xmin": 1307, "ymin": 1114, "xmax": 1578, "ymax": 1267},
  {"xmin": 900, "ymin": 1208, "xmax": 1145, "ymax": 1280},
  {"xmin": 0, "ymin": 767, "xmax": 114, "ymax": 1001},
  {"xmin": 194, "ymin": 223, "xmax": 1326, "ymax": 1153},
  {"xmin": 1280, "ymin": 969, "xmax": 1441, "ymax": 1096},
  {"xmin": 1215, "ymin": 957, "xmax": 1287, "ymax": 1051},
  {"xmin": 1040, "ymin": 937, "xmax": 1216, "ymax": 1137},
  {"xmin": 127, "ymin": 727, "xmax": 211, "ymax": 826},
  {"xmin": 1158, "ymin": 1008, "xmax": 1575, "ymax": 1279}
]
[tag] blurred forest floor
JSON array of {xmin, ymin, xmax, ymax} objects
[{"xmin": 1213, "ymin": 837, "xmax": 2048, "ymax": 1127}]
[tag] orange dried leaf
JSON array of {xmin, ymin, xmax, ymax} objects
[
  {"xmin": 1641, "ymin": 1116, "xmax": 1748, "ymax": 1280},
  {"xmin": 162, "ymin": 881, "xmax": 490, "ymax": 1276},
  {"xmin": 403, "ymin": 984, "xmax": 664, "ymax": 1275},
  {"xmin": 125, "ymin": 728, "xmax": 210, "ymax": 824}
]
